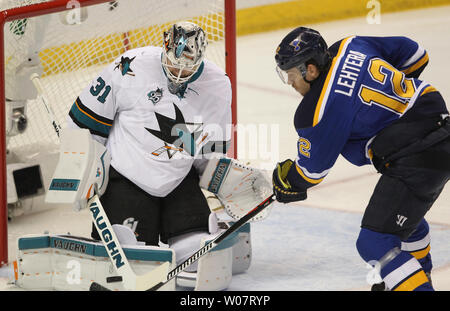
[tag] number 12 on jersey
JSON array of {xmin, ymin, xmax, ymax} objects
[{"xmin": 358, "ymin": 58, "xmax": 416, "ymax": 114}]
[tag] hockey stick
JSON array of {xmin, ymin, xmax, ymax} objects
[
  {"xmin": 90, "ymin": 193, "xmax": 276, "ymax": 291},
  {"xmin": 30, "ymin": 73, "xmax": 62, "ymax": 137},
  {"xmin": 88, "ymin": 192, "xmax": 170, "ymax": 290}
]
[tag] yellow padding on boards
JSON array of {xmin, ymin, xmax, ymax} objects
[
  {"xmin": 236, "ymin": 0, "xmax": 450, "ymax": 36},
  {"xmin": 394, "ymin": 270, "xmax": 429, "ymax": 291},
  {"xmin": 39, "ymin": 15, "xmax": 224, "ymax": 76},
  {"xmin": 36, "ymin": 0, "xmax": 450, "ymax": 76}
]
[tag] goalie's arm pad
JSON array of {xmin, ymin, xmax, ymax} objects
[{"xmin": 45, "ymin": 128, "xmax": 111, "ymax": 211}]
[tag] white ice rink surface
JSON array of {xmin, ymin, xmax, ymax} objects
[{"xmin": 2, "ymin": 5, "xmax": 450, "ymax": 291}]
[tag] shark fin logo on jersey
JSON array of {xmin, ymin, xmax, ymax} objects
[
  {"xmin": 114, "ymin": 56, "xmax": 136, "ymax": 76},
  {"xmin": 148, "ymin": 88, "xmax": 163, "ymax": 104},
  {"xmin": 145, "ymin": 103, "xmax": 203, "ymax": 158}
]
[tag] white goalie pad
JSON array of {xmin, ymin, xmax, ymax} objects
[
  {"xmin": 194, "ymin": 233, "xmax": 236, "ymax": 291},
  {"xmin": 174, "ymin": 223, "xmax": 251, "ymax": 291},
  {"xmin": 171, "ymin": 213, "xmax": 251, "ymax": 291},
  {"xmin": 13, "ymin": 231, "xmax": 175, "ymax": 291},
  {"xmin": 232, "ymin": 223, "xmax": 252, "ymax": 275},
  {"xmin": 199, "ymin": 157, "xmax": 273, "ymax": 222},
  {"xmin": 45, "ymin": 128, "xmax": 111, "ymax": 210}
]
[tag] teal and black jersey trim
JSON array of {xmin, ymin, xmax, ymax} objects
[{"xmin": 69, "ymin": 97, "xmax": 113, "ymax": 138}]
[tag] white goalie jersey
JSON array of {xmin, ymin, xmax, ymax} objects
[{"xmin": 67, "ymin": 46, "xmax": 232, "ymax": 197}]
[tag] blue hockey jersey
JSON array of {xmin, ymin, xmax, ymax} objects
[{"xmin": 288, "ymin": 36, "xmax": 447, "ymax": 190}]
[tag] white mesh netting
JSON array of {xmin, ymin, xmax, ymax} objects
[{"xmin": 3, "ymin": 0, "xmax": 228, "ymax": 158}]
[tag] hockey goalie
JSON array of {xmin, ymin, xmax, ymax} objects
[{"xmin": 11, "ymin": 21, "xmax": 273, "ymax": 291}]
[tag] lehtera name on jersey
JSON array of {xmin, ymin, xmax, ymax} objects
[{"xmin": 334, "ymin": 50, "xmax": 367, "ymax": 97}]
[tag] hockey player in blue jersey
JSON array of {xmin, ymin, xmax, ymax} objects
[{"xmin": 272, "ymin": 27, "xmax": 450, "ymax": 291}]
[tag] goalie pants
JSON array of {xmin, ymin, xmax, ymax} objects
[{"xmin": 91, "ymin": 165, "xmax": 211, "ymax": 245}]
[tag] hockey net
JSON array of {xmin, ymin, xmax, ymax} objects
[{"xmin": 0, "ymin": 0, "xmax": 236, "ymax": 266}]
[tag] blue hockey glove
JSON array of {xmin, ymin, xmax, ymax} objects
[{"xmin": 272, "ymin": 159, "xmax": 307, "ymax": 203}]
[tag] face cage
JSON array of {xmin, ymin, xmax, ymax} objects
[{"xmin": 162, "ymin": 52, "xmax": 201, "ymax": 85}]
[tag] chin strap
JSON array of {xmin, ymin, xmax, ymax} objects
[
  {"xmin": 298, "ymin": 63, "xmax": 315, "ymax": 84},
  {"xmin": 303, "ymin": 76, "xmax": 315, "ymax": 84}
]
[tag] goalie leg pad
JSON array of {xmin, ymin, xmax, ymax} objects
[
  {"xmin": 194, "ymin": 233, "xmax": 236, "ymax": 291},
  {"xmin": 232, "ymin": 223, "xmax": 252, "ymax": 275},
  {"xmin": 169, "ymin": 230, "xmax": 235, "ymax": 291},
  {"xmin": 14, "ymin": 232, "xmax": 175, "ymax": 291},
  {"xmin": 169, "ymin": 214, "xmax": 251, "ymax": 291},
  {"xmin": 195, "ymin": 223, "xmax": 251, "ymax": 290}
]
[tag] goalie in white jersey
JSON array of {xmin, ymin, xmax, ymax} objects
[{"xmin": 67, "ymin": 22, "xmax": 232, "ymax": 271}]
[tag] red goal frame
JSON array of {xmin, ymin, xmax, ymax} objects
[{"xmin": 0, "ymin": 0, "xmax": 237, "ymax": 266}]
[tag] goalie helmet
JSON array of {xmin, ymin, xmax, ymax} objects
[
  {"xmin": 162, "ymin": 22, "xmax": 207, "ymax": 89},
  {"xmin": 275, "ymin": 27, "xmax": 330, "ymax": 82}
]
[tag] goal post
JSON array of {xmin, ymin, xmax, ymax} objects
[{"xmin": 0, "ymin": 0, "xmax": 237, "ymax": 267}]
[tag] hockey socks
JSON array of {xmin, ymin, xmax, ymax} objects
[{"xmin": 357, "ymin": 228, "xmax": 433, "ymax": 291}]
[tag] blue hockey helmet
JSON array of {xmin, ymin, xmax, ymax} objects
[{"xmin": 275, "ymin": 27, "xmax": 330, "ymax": 82}]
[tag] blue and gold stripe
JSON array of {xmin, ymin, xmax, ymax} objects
[
  {"xmin": 401, "ymin": 51, "xmax": 429, "ymax": 76},
  {"xmin": 69, "ymin": 97, "xmax": 113, "ymax": 138},
  {"xmin": 401, "ymin": 231, "xmax": 431, "ymax": 260},
  {"xmin": 294, "ymin": 163, "xmax": 328, "ymax": 186},
  {"xmin": 392, "ymin": 269, "xmax": 429, "ymax": 291},
  {"xmin": 384, "ymin": 257, "xmax": 431, "ymax": 291}
]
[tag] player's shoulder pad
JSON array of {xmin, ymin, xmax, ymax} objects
[
  {"xmin": 110, "ymin": 46, "xmax": 161, "ymax": 78},
  {"xmin": 328, "ymin": 39, "xmax": 344, "ymax": 58},
  {"xmin": 195, "ymin": 59, "xmax": 232, "ymax": 102},
  {"xmin": 201, "ymin": 59, "xmax": 231, "ymax": 84},
  {"xmin": 111, "ymin": 49, "xmax": 141, "ymax": 78}
]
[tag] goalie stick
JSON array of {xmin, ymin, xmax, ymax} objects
[
  {"xmin": 30, "ymin": 73, "xmax": 62, "ymax": 137},
  {"xmin": 90, "ymin": 193, "xmax": 276, "ymax": 291},
  {"xmin": 88, "ymin": 192, "xmax": 170, "ymax": 290}
]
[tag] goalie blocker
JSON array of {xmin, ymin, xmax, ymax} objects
[{"xmin": 45, "ymin": 128, "xmax": 110, "ymax": 210}]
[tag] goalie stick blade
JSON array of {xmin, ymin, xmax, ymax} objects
[
  {"xmin": 89, "ymin": 262, "xmax": 170, "ymax": 291},
  {"xmin": 147, "ymin": 281, "xmax": 165, "ymax": 291},
  {"xmin": 135, "ymin": 261, "xmax": 170, "ymax": 291},
  {"xmin": 90, "ymin": 282, "xmax": 110, "ymax": 291}
]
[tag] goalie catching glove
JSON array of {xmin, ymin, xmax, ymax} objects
[
  {"xmin": 272, "ymin": 159, "xmax": 307, "ymax": 203},
  {"xmin": 199, "ymin": 157, "xmax": 273, "ymax": 222}
]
